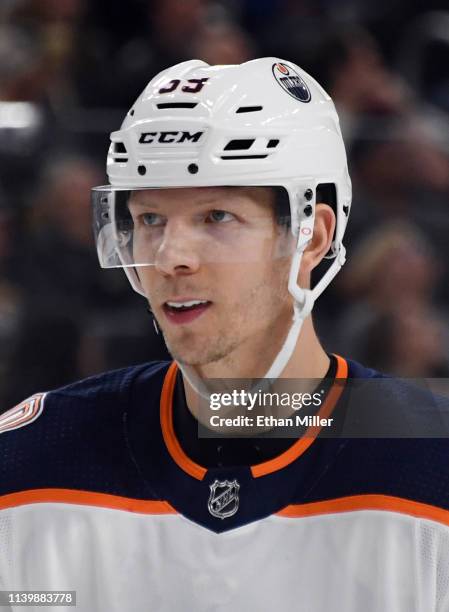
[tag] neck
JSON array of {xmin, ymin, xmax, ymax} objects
[
  {"xmin": 279, "ymin": 316, "xmax": 330, "ymax": 379},
  {"xmin": 182, "ymin": 316, "xmax": 330, "ymax": 416}
]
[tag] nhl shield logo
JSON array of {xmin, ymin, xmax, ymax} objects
[{"xmin": 208, "ymin": 479, "xmax": 240, "ymax": 519}]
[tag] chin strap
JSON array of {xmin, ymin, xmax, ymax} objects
[
  {"xmin": 262, "ymin": 303, "xmax": 307, "ymax": 380},
  {"xmin": 263, "ymin": 224, "xmax": 314, "ymax": 380},
  {"xmin": 263, "ymin": 237, "xmax": 346, "ymax": 381}
]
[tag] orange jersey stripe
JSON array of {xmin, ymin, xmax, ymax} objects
[
  {"xmin": 277, "ymin": 494, "xmax": 449, "ymax": 527},
  {"xmin": 0, "ymin": 489, "xmax": 177, "ymax": 515},
  {"xmin": 251, "ymin": 354, "xmax": 348, "ymax": 477},
  {"xmin": 160, "ymin": 362, "xmax": 207, "ymax": 480}
]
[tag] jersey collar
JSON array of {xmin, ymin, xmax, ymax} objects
[{"xmin": 160, "ymin": 355, "xmax": 348, "ymax": 481}]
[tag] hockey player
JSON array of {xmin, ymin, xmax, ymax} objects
[{"xmin": 1, "ymin": 58, "xmax": 449, "ymax": 611}]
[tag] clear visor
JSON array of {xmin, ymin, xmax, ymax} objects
[{"xmin": 92, "ymin": 186, "xmax": 295, "ymax": 268}]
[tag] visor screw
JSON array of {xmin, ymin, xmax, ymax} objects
[
  {"xmin": 138, "ymin": 165, "xmax": 146, "ymax": 176},
  {"xmin": 188, "ymin": 163, "xmax": 199, "ymax": 174},
  {"xmin": 130, "ymin": 109, "xmax": 135, "ymax": 116},
  {"xmin": 304, "ymin": 188, "xmax": 313, "ymax": 201},
  {"xmin": 304, "ymin": 204, "xmax": 313, "ymax": 217}
]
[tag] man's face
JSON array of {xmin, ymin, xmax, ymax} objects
[{"xmin": 127, "ymin": 187, "xmax": 294, "ymax": 367}]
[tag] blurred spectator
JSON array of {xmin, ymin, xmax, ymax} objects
[
  {"xmin": 114, "ymin": 0, "xmax": 247, "ymax": 105},
  {"xmin": 309, "ymin": 27, "xmax": 449, "ymax": 298},
  {"xmin": 334, "ymin": 220, "xmax": 449, "ymax": 374},
  {"xmin": 149, "ymin": 0, "xmax": 208, "ymax": 55},
  {"xmin": 0, "ymin": 188, "xmax": 24, "ymax": 397},
  {"xmin": 396, "ymin": 11, "xmax": 449, "ymax": 113},
  {"xmin": 31, "ymin": 155, "xmax": 101, "ymax": 248},
  {"xmin": 9, "ymin": 0, "xmax": 112, "ymax": 109},
  {"xmin": 312, "ymin": 27, "xmax": 407, "ymax": 120},
  {"xmin": 1, "ymin": 301, "xmax": 170, "ymax": 409},
  {"xmin": 0, "ymin": 24, "xmax": 49, "ymax": 205},
  {"xmin": 0, "ymin": 200, "xmax": 21, "ymax": 283},
  {"xmin": 190, "ymin": 20, "xmax": 256, "ymax": 65},
  {"xmin": 19, "ymin": 154, "xmax": 124, "ymax": 311},
  {"xmin": 0, "ymin": 279, "xmax": 21, "ymax": 403},
  {"xmin": 359, "ymin": 305, "xmax": 449, "ymax": 377},
  {"xmin": 0, "ymin": 24, "xmax": 46, "ymax": 103},
  {"xmin": 311, "ymin": 28, "xmax": 449, "ymax": 194},
  {"xmin": 1, "ymin": 306, "xmax": 82, "ymax": 407}
]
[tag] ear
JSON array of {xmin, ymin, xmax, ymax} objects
[{"xmin": 298, "ymin": 203, "xmax": 336, "ymax": 282}]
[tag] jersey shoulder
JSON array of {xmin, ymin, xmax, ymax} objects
[
  {"xmin": 306, "ymin": 357, "xmax": 449, "ymax": 512},
  {"xmin": 345, "ymin": 357, "xmax": 449, "ymax": 434},
  {"xmin": 0, "ymin": 360, "xmax": 170, "ymax": 433},
  {"xmin": 0, "ymin": 361, "xmax": 171, "ymax": 497}
]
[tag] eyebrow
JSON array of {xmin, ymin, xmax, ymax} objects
[
  {"xmin": 128, "ymin": 198, "xmax": 160, "ymax": 209},
  {"xmin": 127, "ymin": 195, "xmax": 239, "ymax": 210}
]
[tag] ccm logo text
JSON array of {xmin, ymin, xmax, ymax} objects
[{"xmin": 139, "ymin": 131, "xmax": 203, "ymax": 144}]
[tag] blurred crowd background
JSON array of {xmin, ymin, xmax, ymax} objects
[{"xmin": 1, "ymin": 0, "xmax": 449, "ymax": 407}]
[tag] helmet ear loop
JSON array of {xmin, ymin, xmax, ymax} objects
[
  {"xmin": 288, "ymin": 210, "xmax": 316, "ymax": 322},
  {"xmin": 288, "ymin": 202, "xmax": 347, "ymax": 314}
]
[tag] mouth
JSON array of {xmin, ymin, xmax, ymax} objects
[{"xmin": 162, "ymin": 298, "xmax": 212, "ymax": 325}]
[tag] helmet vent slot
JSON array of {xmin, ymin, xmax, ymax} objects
[
  {"xmin": 156, "ymin": 102, "xmax": 198, "ymax": 109},
  {"xmin": 236, "ymin": 106, "xmax": 263, "ymax": 113},
  {"xmin": 224, "ymin": 139, "xmax": 255, "ymax": 151},
  {"xmin": 220, "ymin": 154, "xmax": 268, "ymax": 160},
  {"xmin": 113, "ymin": 142, "xmax": 127, "ymax": 154},
  {"xmin": 267, "ymin": 139, "xmax": 279, "ymax": 148},
  {"xmin": 112, "ymin": 141, "xmax": 128, "ymax": 163}
]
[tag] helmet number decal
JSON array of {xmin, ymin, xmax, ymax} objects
[
  {"xmin": 272, "ymin": 63, "xmax": 311, "ymax": 103},
  {"xmin": 181, "ymin": 78, "xmax": 209, "ymax": 93},
  {"xmin": 159, "ymin": 79, "xmax": 180, "ymax": 93},
  {"xmin": 159, "ymin": 78, "xmax": 209, "ymax": 95}
]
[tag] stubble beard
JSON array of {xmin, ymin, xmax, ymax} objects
[
  {"xmin": 156, "ymin": 274, "xmax": 291, "ymax": 369},
  {"xmin": 159, "ymin": 314, "xmax": 244, "ymax": 367}
]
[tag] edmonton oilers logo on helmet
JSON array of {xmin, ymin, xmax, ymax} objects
[
  {"xmin": 208, "ymin": 479, "xmax": 240, "ymax": 519},
  {"xmin": 272, "ymin": 63, "xmax": 311, "ymax": 103}
]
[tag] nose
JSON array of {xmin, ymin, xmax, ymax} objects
[{"xmin": 154, "ymin": 219, "xmax": 201, "ymax": 276}]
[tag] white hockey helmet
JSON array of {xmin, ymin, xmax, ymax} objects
[{"xmin": 92, "ymin": 57, "xmax": 351, "ymax": 378}]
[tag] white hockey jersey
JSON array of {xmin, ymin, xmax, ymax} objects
[{"xmin": 2, "ymin": 357, "xmax": 449, "ymax": 611}]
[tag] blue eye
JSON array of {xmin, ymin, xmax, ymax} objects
[
  {"xmin": 141, "ymin": 212, "xmax": 163, "ymax": 226},
  {"xmin": 207, "ymin": 210, "xmax": 235, "ymax": 223}
]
